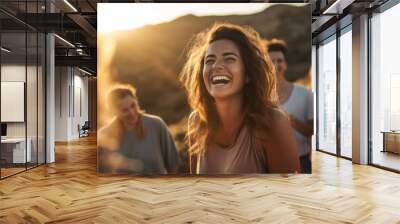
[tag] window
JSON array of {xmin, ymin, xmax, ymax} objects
[
  {"xmin": 317, "ymin": 35, "xmax": 337, "ymax": 154},
  {"xmin": 370, "ymin": 2, "xmax": 400, "ymax": 171},
  {"xmin": 0, "ymin": 1, "xmax": 47, "ymax": 179},
  {"xmin": 339, "ymin": 27, "xmax": 352, "ymax": 158}
]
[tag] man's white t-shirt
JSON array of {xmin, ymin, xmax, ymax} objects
[{"xmin": 281, "ymin": 84, "xmax": 314, "ymax": 157}]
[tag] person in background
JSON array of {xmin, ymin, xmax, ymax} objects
[
  {"xmin": 266, "ymin": 38, "xmax": 314, "ymax": 173},
  {"xmin": 180, "ymin": 23, "xmax": 300, "ymax": 174},
  {"xmin": 98, "ymin": 84, "xmax": 181, "ymax": 174}
]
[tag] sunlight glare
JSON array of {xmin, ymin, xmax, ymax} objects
[{"xmin": 98, "ymin": 3, "xmax": 304, "ymax": 33}]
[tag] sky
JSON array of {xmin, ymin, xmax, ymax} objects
[{"xmin": 98, "ymin": 3, "xmax": 305, "ymax": 33}]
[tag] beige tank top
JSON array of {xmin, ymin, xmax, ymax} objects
[{"xmin": 198, "ymin": 125, "xmax": 268, "ymax": 174}]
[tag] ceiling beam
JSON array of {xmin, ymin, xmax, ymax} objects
[
  {"xmin": 322, "ymin": 0, "xmax": 356, "ymax": 15},
  {"xmin": 55, "ymin": 55, "xmax": 96, "ymax": 68},
  {"xmin": 67, "ymin": 13, "xmax": 97, "ymax": 39}
]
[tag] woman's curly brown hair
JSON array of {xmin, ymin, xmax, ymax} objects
[{"xmin": 180, "ymin": 22, "xmax": 279, "ymax": 157}]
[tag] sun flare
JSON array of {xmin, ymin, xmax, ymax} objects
[{"xmin": 97, "ymin": 3, "xmax": 304, "ymax": 33}]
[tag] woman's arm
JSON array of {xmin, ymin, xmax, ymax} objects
[
  {"xmin": 98, "ymin": 119, "xmax": 143, "ymax": 173},
  {"xmin": 264, "ymin": 110, "xmax": 300, "ymax": 173},
  {"xmin": 101, "ymin": 150, "xmax": 144, "ymax": 173}
]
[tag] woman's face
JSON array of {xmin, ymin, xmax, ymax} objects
[
  {"xmin": 115, "ymin": 95, "xmax": 139, "ymax": 129},
  {"xmin": 268, "ymin": 51, "xmax": 287, "ymax": 79},
  {"xmin": 203, "ymin": 39, "xmax": 246, "ymax": 99}
]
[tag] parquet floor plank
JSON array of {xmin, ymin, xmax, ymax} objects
[{"xmin": 0, "ymin": 135, "xmax": 399, "ymax": 223}]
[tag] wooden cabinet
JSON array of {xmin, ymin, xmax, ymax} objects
[{"xmin": 382, "ymin": 131, "xmax": 400, "ymax": 154}]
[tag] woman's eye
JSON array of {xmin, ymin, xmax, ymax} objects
[
  {"xmin": 225, "ymin": 57, "xmax": 235, "ymax": 62},
  {"xmin": 205, "ymin": 59, "xmax": 215, "ymax": 65}
]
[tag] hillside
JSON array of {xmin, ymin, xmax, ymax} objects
[{"xmin": 100, "ymin": 4, "xmax": 311, "ymax": 125}]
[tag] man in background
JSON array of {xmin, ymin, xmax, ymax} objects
[{"xmin": 267, "ymin": 39, "xmax": 314, "ymax": 173}]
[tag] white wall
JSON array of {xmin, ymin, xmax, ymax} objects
[
  {"xmin": 55, "ymin": 66, "xmax": 69, "ymax": 141},
  {"xmin": 1, "ymin": 64, "xmax": 45, "ymax": 164},
  {"xmin": 1, "ymin": 65, "xmax": 34, "ymax": 138},
  {"xmin": 1, "ymin": 65, "xmax": 26, "ymax": 146},
  {"xmin": 55, "ymin": 67, "xmax": 89, "ymax": 141},
  {"xmin": 1, "ymin": 65, "xmax": 26, "ymax": 133}
]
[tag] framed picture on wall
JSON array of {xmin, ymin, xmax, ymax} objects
[{"xmin": 97, "ymin": 3, "xmax": 312, "ymax": 175}]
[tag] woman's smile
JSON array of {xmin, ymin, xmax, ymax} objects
[{"xmin": 210, "ymin": 74, "xmax": 232, "ymax": 86}]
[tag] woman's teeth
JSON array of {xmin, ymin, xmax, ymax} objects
[{"xmin": 211, "ymin": 75, "xmax": 231, "ymax": 85}]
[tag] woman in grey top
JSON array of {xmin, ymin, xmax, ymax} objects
[
  {"xmin": 180, "ymin": 23, "xmax": 300, "ymax": 174},
  {"xmin": 98, "ymin": 84, "xmax": 181, "ymax": 174}
]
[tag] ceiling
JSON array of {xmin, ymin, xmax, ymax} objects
[
  {"xmin": 0, "ymin": 0, "xmax": 101, "ymax": 74},
  {"xmin": 0, "ymin": 0, "xmax": 392, "ymax": 75}
]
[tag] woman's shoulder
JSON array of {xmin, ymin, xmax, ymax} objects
[
  {"xmin": 260, "ymin": 106, "xmax": 289, "ymax": 125},
  {"xmin": 97, "ymin": 118, "xmax": 123, "ymax": 151},
  {"xmin": 254, "ymin": 107, "xmax": 290, "ymax": 140},
  {"xmin": 270, "ymin": 107, "xmax": 289, "ymax": 124},
  {"xmin": 269, "ymin": 108, "xmax": 291, "ymax": 135},
  {"xmin": 98, "ymin": 117, "xmax": 121, "ymax": 137},
  {"xmin": 142, "ymin": 113, "xmax": 167, "ymax": 129},
  {"xmin": 257, "ymin": 107, "xmax": 300, "ymax": 173}
]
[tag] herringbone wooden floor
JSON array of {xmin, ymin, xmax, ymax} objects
[{"xmin": 1, "ymin": 135, "xmax": 400, "ymax": 223}]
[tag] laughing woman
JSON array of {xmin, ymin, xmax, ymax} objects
[
  {"xmin": 98, "ymin": 84, "xmax": 181, "ymax": 174},
  {"xmin": 180, "ymin": 23, "xmax": 300, "ymax": 174}
]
